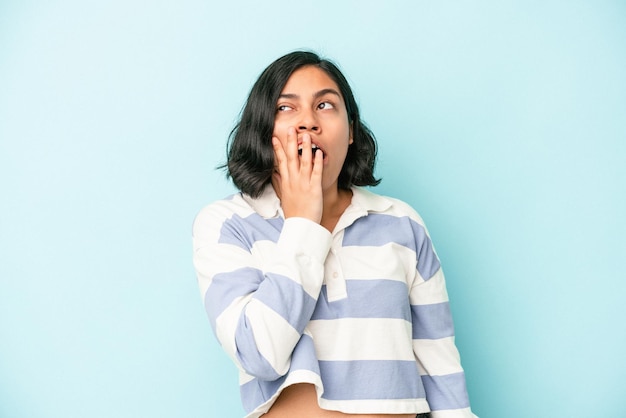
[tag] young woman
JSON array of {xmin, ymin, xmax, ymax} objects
[{"xmin": 193, "ymin": 51, "xmax": 477, "ymax": 418}]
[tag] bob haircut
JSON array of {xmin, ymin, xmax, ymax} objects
[{"xmin": 223, "ymin": 50, "xmax": 380, "ymax": 198}]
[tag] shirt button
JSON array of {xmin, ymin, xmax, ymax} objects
[{"xmin": 333, "ymin": 272, "xmax": 339, "ymax": 278}]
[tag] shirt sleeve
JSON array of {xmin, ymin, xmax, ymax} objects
[
  {"xmin": 193, "ymin": 205, "xmax": 332, "ymax": 381},
  {"xmin": 408, "ymin": 215, "xmax": 478, "ymax": 418}
]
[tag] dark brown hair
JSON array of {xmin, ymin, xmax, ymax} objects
[{"xmin": 223, "ymin": 50, "xmax": 380, "ymax": 197}]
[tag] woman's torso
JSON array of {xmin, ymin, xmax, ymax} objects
[{"xmin": 263, "ymin": 384, "xmax": 416, "ymax": 418}]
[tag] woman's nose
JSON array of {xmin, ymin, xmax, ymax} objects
[
  {"xmin": 296, "ymin": 110, "xmax": 319, "ymax": 132},
  {"xmin": 297, "ymin": 124, "xmax": 319, "ymax": 132}
]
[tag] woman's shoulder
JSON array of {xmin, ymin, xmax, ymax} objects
[
  {"xmin": 192, "ymin": 193, "xmax": 253, "ymax": 236},
  {"xmin": 355, "ymin": 187, "xmax": 428, "ymax": 226},
  {"xmin": 193, "ymin": 186, "xmax": 282, "ymax": 237},
  {"xmin": 196, "ymin": 192, "xmax": 248, "ymax": 217}
]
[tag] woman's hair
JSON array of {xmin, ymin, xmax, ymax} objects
[{"xmin": 223, "ymin": 50, "xmax": 380, "ymax": 197}]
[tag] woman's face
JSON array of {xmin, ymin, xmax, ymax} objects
[{"xmin": 272, "ymin": 65, "xmax": 352, "ymax": 192}]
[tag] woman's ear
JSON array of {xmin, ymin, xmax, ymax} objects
[{"xmin": 349, "ymin": 122, "xmax": 354, "ymax": 144}]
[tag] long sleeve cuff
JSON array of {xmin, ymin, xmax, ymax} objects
[{"xmin": 277, "ymin": 217, "xmax": 332, "ymax": 264}]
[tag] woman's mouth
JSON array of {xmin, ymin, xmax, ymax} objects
[{"xmin": 298, "ymin": 144, "xmax": 323, "ymax": 157}]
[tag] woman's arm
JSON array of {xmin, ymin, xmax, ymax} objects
[
  {"xmin": 407, "ymin": 213, "xmax": 476, "ymax": 418},
  {"xmin": 193, "ymin": 202, "xmax": 332, "ymax": 381}
]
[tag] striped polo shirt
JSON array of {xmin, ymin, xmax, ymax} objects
[{"xmin": 193, "ymin": 185, "xmax": 476, "ymax": 418}]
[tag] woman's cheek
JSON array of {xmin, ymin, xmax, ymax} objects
[{"xmin": 272, "ymin": 124, "xmax": 288, "ymax": 146}]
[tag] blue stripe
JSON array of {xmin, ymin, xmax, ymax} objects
[
  {"xmin": 312, "ymin": 279, "xmax": 410, "ymax": 321},
  {"xmin": 234, "ymin": 311, "xmax": 282, "ymax": 381},
  {"xmin": 210, "ymin": 270, "xmax": 316, "ymax": 380},
  {"xmin": 219, "ymin": 213, "xmax": 283, "ymax": 252},
  {"xmin": 240, "ymin": 334, "xmax": 320, "ymax": 412},
  {"xmin": 289, "ymin": 333, "xmax": 321, "ymax": 375},
  {"xmin": 205, "ymin": 267, "xmax": 263, "ymax": 332},
  {"xmin": 253, "ymin": 273, "xmax": 318, "ymax": 333},
  {"xmin": 411, "ymin": 219, "xmax": 441, "ymax": 281},
  {"xmin": 343, "ymin": 214, "xmax": 412, "ymax": 248},
  {"xmin": 342, "ymin": 214, "xmax": 441, "ymax": 280},
  {"xmin": 205, "ymin": 267, "xmax": 316, "ymax": 333},
  {"xmin": 421, "ymin": 372, "xmax": 470, "ymax": 410},
  {"xmin": 318, "ymin": 360, "xmax": 424, "ymax": 401},
  {"xmin": 240, "ymin": 375, "xmax": 285, "ymax": 413},
  {"xmin": 411, "ymin": 302, "xmax": 455, "ymax": 340}
]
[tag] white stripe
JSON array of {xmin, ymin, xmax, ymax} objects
[
  {"xmin": 263, "ymin": 254, "xmax": 324, "ymax": 299},
  {"xmin": 239, "ymin": 369, "xmax": 255, "ymax": 385},
  {"xmin": 244, "ymin": 369, "xmax": 323, "ymax": 418},
  {"xmin": 250, "ymin": 240, "xmax": 275, "ymax": 260},
  {"xmin": 410, "ymin": 268, "xmax": 449, "ymax": 305},
  {"xmin": 192, "ymin": 206, "xmax": 226, "ymax": 242},
  {"xmin": 431, "ymin": 407, "xmax": 478, "ymax": 418},
  {"xmin": 194, "ymin": 242, "xmax": 255, "ymax": 296},
  {"xmin": 217, "ymin": 296, "xmax": 301, "ymax": 375},
  {"xmin": 308, "ymin": 318, "xmax": 414, "ymax": 361},
  {"xmin": 216, "ymin": 195, "xmax": 258, "ymax": 218},
  {"xmin": 383, "ymin": 197, "xmax": 429, "ymax": 227},
  {"xmin": 246, "ymin": 300, "xmax": 300, "ymax": 375},
  {"xmin": 215, "ymin": 294, "xmax": 251, "ymax": 367},
  {"xmin": 339, "ymin": 244, "xmax": 415, "ymax": 283},
  {"xmin": 324, "ymin": 249, "xmax": 347, "ymax": 301},
  {"xmin": 413, "ymin": 336, "xmax": 464, "ymax": 376},
  {"xmin": 318, "ymin": 398, "xmax": 431, "ymax": 414}
]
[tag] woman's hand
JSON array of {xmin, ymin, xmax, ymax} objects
[{"xmin": 272, "ymin": 127, "xmax": 324, "ymax": 224}]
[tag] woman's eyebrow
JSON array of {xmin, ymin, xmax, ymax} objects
[
  {"xmin": 277, "ymin": 88, "xmax": 341, "ymax": 100},
  {"xmin": 277, "ymin": 93, "xmax": 299, "ymax": 100},
  {"xmin": 314, "ymin": 88, "xmax": 341, "ymax": 99}
]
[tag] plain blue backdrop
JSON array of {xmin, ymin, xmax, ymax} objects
[{"xmin": 1, "ymin": 1, "xmax": 625, "ymax": 417}]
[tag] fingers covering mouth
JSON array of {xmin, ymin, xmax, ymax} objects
[{"xmin": 298, "ymin": 144, "xmax": 323, "ymax": 156}]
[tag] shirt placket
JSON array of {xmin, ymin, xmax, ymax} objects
[{"xmin": 324, "ymin": 233, "xmax": 347, "ymax": 302}]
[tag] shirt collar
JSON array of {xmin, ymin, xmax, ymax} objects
[
  {"xmin": 349, "ymin": 186, "xmax": 394, "ymax": 214},
  {"xmin": 242, "ymin": 184, "xmax": 283, "ymax": 219},
  {"xmin": 242, "ymin": 184, "xmax": 393, "ymax": 220}
]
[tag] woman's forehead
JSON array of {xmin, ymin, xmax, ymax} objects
[{"xmin": 280, "ymin": 66, "xmax": 342, "ymax": 97}]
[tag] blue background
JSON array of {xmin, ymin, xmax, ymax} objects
[{"xmin": 1, "ymin": 1, "xmax": 625, "ymax": 417}]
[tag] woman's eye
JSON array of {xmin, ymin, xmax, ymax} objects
[
  {"xmin": 318, "ymin": 101, "xmax": 334, "ymax": 110},
  {"xmin": 277, "ymin": 105, "xmax": 292, "ymax": 112}
]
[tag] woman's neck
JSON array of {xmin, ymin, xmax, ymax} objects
[{"xmin": 320, "ymin": 187, "xmax": 352, "ymax": 233}]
